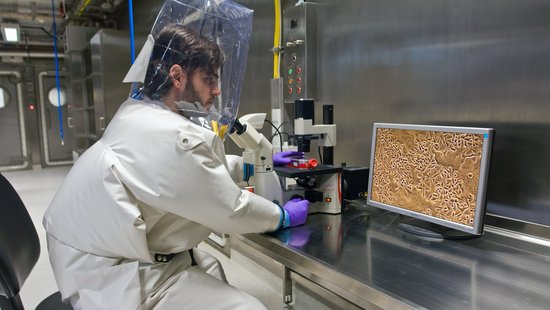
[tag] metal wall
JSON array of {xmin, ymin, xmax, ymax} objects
[
  {"xmin": 89, "ymin": 29, "xmax": 146, "ymax": 139},
  {"xmin": 126, "ymin": 0, "xmax": 550, "ymax": 227},
  {"xmin": 0, "ymin": 60, "xmax": 67, "ymax": 170},
  {"xmin": 0, "ymin": 70, "xmax": 28, "ymax": 170},
  {"xmin": 308, "ymin": 0, "xmax": 550, "ymax": 227},
  {"xmin": 37, "ymin": 71, "xmax": 72, "ymax": 165},
  {"xmin": 64, "ymin": 25, "xmax": 100, "ymax": 155}
]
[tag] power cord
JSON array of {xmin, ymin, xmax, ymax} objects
[{"xmin": 264, "ymin": 119, "xmax": 284, "ymax": 152}]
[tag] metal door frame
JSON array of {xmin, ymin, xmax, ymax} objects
[
  {"xmin": 38, "ymin": 71, "xmax": 72, "ymax": 166},
  {"xmin": 0, "ymin": 70, "xmax": 29, "ymax": 171}
]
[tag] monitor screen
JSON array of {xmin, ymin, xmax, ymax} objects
[{"xmin": 367, "ymin": 123, "xmax": 494, "ymax": 236}]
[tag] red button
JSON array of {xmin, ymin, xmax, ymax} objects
[
  {"xmin": 288, "ymin": 87, "xmax": 293, "ymax": 94},
  {"xmin": 297, "ymin": 87, "xmax": 302, "ymax": 94},
  {"xmin": 296, "ymin": 67, "xmax": 302, "ymax": 74}
]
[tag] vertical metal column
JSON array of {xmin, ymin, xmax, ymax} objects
[
  {"xmin": 283, "ymin": 266, "xmax": 293, "ymax": 305},
  {"xmin": 322, "ymin": 104, "xmax": 334, "ymax": 165}
]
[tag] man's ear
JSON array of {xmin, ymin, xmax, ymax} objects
[{"xmin": 169, "ymin": 64, "xmax": 187, "ymax": 90}]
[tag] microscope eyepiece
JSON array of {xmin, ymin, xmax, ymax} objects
[{"xmin": 231, "ymin": 119, "xmax": 247, "ymax": 135}]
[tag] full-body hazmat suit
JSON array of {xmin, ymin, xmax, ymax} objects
[{"xmin": 43, "ymin": 1, "xmax": 282, "ymax": 309}]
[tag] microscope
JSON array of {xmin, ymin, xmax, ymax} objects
[
  {"xmin": 230, "ymin": 99, "xmax": 342, "ymax": 214},
  {"xmin": 275, "ymin": 99, "xmax": 341, "ymax": 214}
]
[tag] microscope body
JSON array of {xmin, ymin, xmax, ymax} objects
[
  {"xmin": 230, "ymin": 112, "xmax": 341, "ymax": 214},
  {"xmin": 275, "ymin": 165, "xmax": 342, "ymax": 214},
  {"xmin": 289, "ymin": 99, "xmax": 341, "ymax": 214},
  {"xmin": 230, "ymin": 113, "xmax": 283, "ymax": 204}
]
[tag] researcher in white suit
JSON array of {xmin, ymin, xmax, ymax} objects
[{"xmin": 43, "ymin": 0, "xmax": 308, "ymax": 309}]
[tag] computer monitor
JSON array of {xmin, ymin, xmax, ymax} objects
[{"xmin": 367, "ymin": 123, "xmax": 494, "ymax": 239}]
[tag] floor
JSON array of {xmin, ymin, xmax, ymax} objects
[{"xmin": 2, "ymin": 165, "xmax": 287, "ymax": 309}]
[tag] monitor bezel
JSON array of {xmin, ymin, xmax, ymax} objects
[{"xmin": 367, "ymin": 123, "xmax": 494, "ymax": 235}]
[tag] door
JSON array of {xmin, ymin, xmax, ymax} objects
[
  {"xmin": 38, "ymin": 71, "xmax": 73, "ymax": 165},
  {"xmin": 0, "ymin": 71, "xmax": 29, "ymax": 171}
]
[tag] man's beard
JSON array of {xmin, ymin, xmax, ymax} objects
[
  {"xmin": 175, "ymin": 83, "xmax": 209, "ymax": 118},
  {"xmin": 180, "ymin": 82, "xmax": 203, "ymax": 109}
]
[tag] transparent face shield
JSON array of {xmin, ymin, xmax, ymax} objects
[{"xmin": 123, "ymin": 0, "xmax": 253, "ymax": 140}]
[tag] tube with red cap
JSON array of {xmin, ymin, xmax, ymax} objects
[{"xmin": 286, "ymin": 157, "xmax": 318, "ymax": 169}]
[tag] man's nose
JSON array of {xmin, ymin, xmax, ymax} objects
[{"xmin": 211, "ymin": 85, "xmax": 221, "ymax": 97}]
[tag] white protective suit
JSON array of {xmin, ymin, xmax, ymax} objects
[{"xmin": 43, "ymin": 98, "xmax": 281, "ymax": 309}]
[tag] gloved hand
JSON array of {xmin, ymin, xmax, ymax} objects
[
  {"xmin": 281, "ymin": 198, "xmax": 309, "ymax": 228},
  {"xmin": 273, "ymin": 150, "xmax": 304, "ymax": 166}
]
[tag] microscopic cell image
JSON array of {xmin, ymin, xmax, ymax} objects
[{"xmin": 370, "ymin": 128, "xmax": 484, "ymax": 226}]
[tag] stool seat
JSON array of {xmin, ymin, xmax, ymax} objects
[{"xmin": 0, "ymin": 173, "xmax": 73, "ymax": 310}]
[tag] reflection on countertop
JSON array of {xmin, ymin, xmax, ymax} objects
[{"xmin": 244, "ymin": 201, "xmax": 550, "ymax": 310}]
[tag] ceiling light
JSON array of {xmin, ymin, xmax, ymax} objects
[{"xmin": 1, "ymin": 24, "xmax": 20, "ymax": 43}]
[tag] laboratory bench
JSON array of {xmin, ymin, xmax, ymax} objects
[{"xmin": 237, "ymin": 202, "xmax": 550, "ymax": 310}]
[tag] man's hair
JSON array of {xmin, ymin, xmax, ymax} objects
[{"xmin": 142, "ymin": 24, "xmax": 224, "ymax": 100}]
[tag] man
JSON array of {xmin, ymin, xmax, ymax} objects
[{"xmin": 43, "ymin": 2, "xmax": 308, "ymax": 309}]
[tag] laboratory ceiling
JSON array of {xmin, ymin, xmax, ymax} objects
[{"xmin": 0, "ymin": 0, "xmax": 125, "ymax": 50}]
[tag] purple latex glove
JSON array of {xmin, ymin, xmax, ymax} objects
[
  {"xmin": 273, "ymin": 150, "xmax": 304, "ymax": 166},
  {"xmin": 282, "ymin": 198, "xmax": 309, "ymax": 228}
]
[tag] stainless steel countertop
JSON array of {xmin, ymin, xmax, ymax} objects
[{"xmin": 241, "ymin": 203, "xmax": 550, "ymax": 310}]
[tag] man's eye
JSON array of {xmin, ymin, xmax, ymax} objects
[{"xmin": 209, "ymin": 77, "xmax": 219, "ymax": 85}]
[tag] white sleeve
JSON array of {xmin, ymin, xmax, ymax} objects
[
  {"xmin": 225, "ymin": 154, "xmax": 244, "ymax": 184},
  {"xmin": 115, "ymin": 129, "xmax": 281, "ymax": 234}
]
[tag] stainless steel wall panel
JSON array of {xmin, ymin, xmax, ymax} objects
[
  {"xmin": 89, "ymin": 30, "xmax": 142, "ymax": 138},
  {"xmin": 311, "ymin": 0, "xmax": 550, "ymax": 227},
  {"xmin": 64, "ymin": 25, "xmax": 99, "ymax": 155},
  {"xmin": 37, "ymin": 71, "xmax": 73, "ymax": 165},
  {"xmin": 0, "ymin": 71, "xmax": 29, "ymax": 171},
  {"xmin": 235, "ymin": 0, "xmax": 277, "ymax": 139}
]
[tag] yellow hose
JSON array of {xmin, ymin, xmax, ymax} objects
[
  {"xmin": 77, "ymin": 0, "xmax": 93, "ymax": 17},
  {"xmin": 273, "ymin": 0, "xmax": 282, "ymax": 79}
]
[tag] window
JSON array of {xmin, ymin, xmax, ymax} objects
[
  {"xmin": 48, "ymin": 87, "xmax": 66, "ymax": 107},
  {"xmin": 0, "ymin": 87, "xmax": 9, "ymax": 109}
]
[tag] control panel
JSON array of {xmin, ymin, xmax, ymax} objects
[{"xmin": 283, "ymin": 3, "xmax": 317, "ymax": 103}]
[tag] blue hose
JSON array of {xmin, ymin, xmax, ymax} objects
[
  {"xmin": 128, "ymin": 0, "xmax": 140, "ymax": 97},
  {"xmin": 51, "ymin": 0, "xmax": 64, "ymax": 145},
  {"xmin": 129, "ymin": 0, "xmax": 135, "ymax": 63}
]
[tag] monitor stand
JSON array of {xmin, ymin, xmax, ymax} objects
[{"xmin": 398, "ymin": 218, "xmax": 482, "ymax": 240}]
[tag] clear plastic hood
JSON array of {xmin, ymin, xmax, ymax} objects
[{"xmin": 126, "ymin": 0, "xmax": 253, "ymax": 140}]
